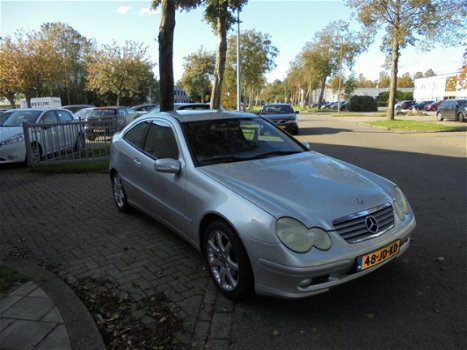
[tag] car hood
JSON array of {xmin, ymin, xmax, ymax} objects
[
  {"xmin": 0, "ymin": 127, "xmax": 23, "ymax": 141},
  {"xmin": 199, "ymin": 152, "xmax": 392, "ymax": 229}
]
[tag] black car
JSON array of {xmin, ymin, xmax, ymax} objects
[
  {"xmin": 395, "ymin": 100, "xmax": 415, "ymax": 110},
  {"xmin": 85, "ymin": 107, "xmax": 137, "ymax": 140},
  {"xmin": 436, "ymin": 99, "xmax": 467, "ymax": 122},
  {"xmin": 257, "ymin": 103, "xmax": 299, "ymax": 135},
  {"xmin": 62, "ymin": 104, "xmax": 95, "ymax": 114},
  {"xmin": 413, "ymin": 101, "xmax": 434, "ymax": 110},
  {"xmin": 131, "ymin": 104, "xmax": 160, "ymax": 117}
]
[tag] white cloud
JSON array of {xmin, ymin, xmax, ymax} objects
[
  {"xmin": 139, "ymin": 7, "xmax": 160, "ymax": 16},
  {"xmin": 117, "ymin": 5, "xmax": 130, "ymax": 15}
]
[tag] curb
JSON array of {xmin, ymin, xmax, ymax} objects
[{"xmin": 1, "ymin": 258, "xmax": 105, "ymax": 350}]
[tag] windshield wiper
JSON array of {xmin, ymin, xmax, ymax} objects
[
  {"xmin": 200, "ymin": 155, "xmax": 247, "ymax": 165},
  {"xmin": 248, "ymin": 150, "xmax": 302, "ymax": 160}
]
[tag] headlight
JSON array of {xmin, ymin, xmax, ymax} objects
[
  {"xmin": 394, "ymin": 186, "xmax": 410, "ymax": 221},
  {"xmin": 0, "ymin": 133, "xmax": 24, "ymax": 146},
  {"xmin": 276, "ymin": 217, "xmax": 332, "ymax": 253}
]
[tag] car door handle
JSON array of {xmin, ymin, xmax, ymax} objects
[{"xmin": 133, "ymin": 158, "xmax": 142, "ymax": 167}]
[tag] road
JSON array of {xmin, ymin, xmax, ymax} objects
[
  {"xmin": 229, "ymin": 114, "xmax": 467, "ymax": 350},
  {"xmin": 1, "ymin": 113, "xmax": 466, "ymax": 349}
]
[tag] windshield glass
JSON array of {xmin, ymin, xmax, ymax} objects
[
  {"xmin": 262, "ymin": 105, "xmax": 294, "ymax": 114},
  {"xmin": 88, "ymin": 109, "xmax": 117, "ymax": 117},
  {"xmin": 182, "ymin": 117, "xmax": 304, "ymax": 166},
  {"xmin": 3, "ymin": 110, "xmax": 42, "ymax": 127}
]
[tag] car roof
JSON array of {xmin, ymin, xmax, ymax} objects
[
  {"xmin": 140, "ymin": 110, "xmax": 257, "ymax": 123},
  {"xmin": 6, "ymin": 108, "xmax": 70, "ymax": 112}
]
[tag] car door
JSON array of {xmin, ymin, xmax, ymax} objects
[
  {"xmin": 125, "ymin": 119, "xmax": 187, "ymax": 235},
  {"xmin": 37, "ymin": 110, "xmax": 59, "ymax": 155},
  {"xmin": 56, "ymin": 109, "xmax": 76, "ymax": 150}
]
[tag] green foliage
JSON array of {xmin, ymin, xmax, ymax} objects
[
  {"xmin": 85, "ymin": 40, "xmax": 155, "ymax": 106},
  {"xmin": 377, "ymin": 90, "xmax": 413, "ymax": 104},
  {"xmin": 0, "ymin": 266, "xmax": 28, "ymax": 293},
  {"xmin": 348, "ymin": 95, "xmax": 377, "ymax": 112},
  {"xmin": 223, "ymin": 29, "xmax": 278, "ymax": 109},
  {"xmin": 367, "ymin": 120, "xmax": 467, "ymax": 132},
  {"xmin": 181, "ymin": 48, "xmax": 215, "ymax": 102}
]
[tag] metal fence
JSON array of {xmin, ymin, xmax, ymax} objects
[{"xmin": 22, "ymin": 116, "xmax": 120, "ymax": 168}]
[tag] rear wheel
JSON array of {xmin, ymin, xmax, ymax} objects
[
  {"xmin": 204, "ymin": 220, "xmax": 253, "ymax": 300},
  {"xmin": 30, "ymin": 143, "xmax": 42, "ymax": 163},
  {"xmin": 458, "ymin": 112, "xmax": 465, "ymax": 122},
  {"xmin": 111, "ymin": 173, "xmax": 130, "ymax": 212}
]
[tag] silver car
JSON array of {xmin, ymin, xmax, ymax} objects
[{"xmin": 109, "ymin": 110, "xmax": 416, "ymax": 299}]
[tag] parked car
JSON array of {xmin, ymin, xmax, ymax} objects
[
  {"xmin": 424, "ymin": 101, "xmax": 440, "ymax": 111},
  {"xmin": 149, "ymin": 103, "xmax": 214, "ymax": 112},
  {"xmin": 436, "ymin": 99, "xmax": 467, "ymax": 122},
  {"xmin": 85, "ymin": 106, "xmax": 137, "ymax": 140},
  {"xmin": 0, "ymin": 110, "xmax": 15, "ymax": 126},
  {"xmin": 395, "ymin": 100, "xmax": 415, "ymax": 110},
  {"xmin": 0, "ymin": 108, "xmax": 79, "ymax": 164},
  {"xmin": 413, "ymin": 101, "xmax": 434, "ymax": 110},
  {"xmin": 257, "ymin": 103, "xmax": 299, "ymax": 135},
  {"xmin": 73, "ymin": 107, "xmax": 95, "ymax": 121},
  {"xmin": 131, "ymin": 104, "xmax": 160, "ymax": 118},
  {"xmin": 62, "ymin": 104, "xmax": 95, "ymax": 114},
  {"xmin": 109, "ymin": 110, "xmax": 416, "ymax": 300}
]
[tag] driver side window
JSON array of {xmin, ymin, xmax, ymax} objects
[{"xmin": 144, "ymin": 123, "xmax": 179, "ymax": 159}]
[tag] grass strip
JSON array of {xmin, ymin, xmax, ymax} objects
[{"xmin": 366, "ymin": 119, "xmax": 467, "ymax": 132}]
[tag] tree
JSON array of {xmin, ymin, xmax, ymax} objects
[
  {"xmin": 413, "ymin": 71, "xmax": 424, "ymax": 80},
  {"xmin": 260, "ymin": 79, "xmax": 287, "ymax": 104},
  {"xmin": 288, "ymin": 20, "xmax": 370, "ymax": 108},
  {"xmin": 424, "ymin": 69, "xmax": 437, "ymax": 78},
  {"xmin": 398, "ymin": 72, "xmax": 413, "ymax": 87},
  {"xmin": 152, "ymin": 0, "xmax": 200, "ymax": 111},
  {"xmin": 224, "ymin": 29, "xmax": 278, "ymax": 108},
  {"xmin": 355, "ymin": 73, "xmax": 376, "ymax": 88},
  {"xmin": 39, "ymin": 22, "xmax": 93, "ymax": 105},
  {"xmin": 378, "ymin": 71, "xmax": 390, "ymax": 88},
  {"xmin": 0, "ymin": 30, "xmax": 63, "ymax": 107},
  {"xmin": 85, "ymin": 40, "xmax": 155, "ymax": 106},
  {"xmin": 204, "ymin": 0, "xmax": 248, "ymax": 110},
  {"xmin": 180, "ymin": 48, "xmax": 215, "ymax": 102},
  {"xmin": 346, "ymin": 0, "xmax": 466, "ymax": 120}
]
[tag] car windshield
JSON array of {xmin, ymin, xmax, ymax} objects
[
  {"xmin": 2, "ymin": 110, "xmax": 42, "ymax": 127},
  {"xmin": 182, "ymin": 117, "xmax": 304, "ymax": 166},
  {"xmin": 75, "ymin": 108, "xmax": 94, "ymax": 119},
  {"xmin": 88, "ymin": 109, "xmax": 116, "ymax": 117},
  {"xmin": 262, "ymin": 105, "xmax": 294, "ymax": 114}
]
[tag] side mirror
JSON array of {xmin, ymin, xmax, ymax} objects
[
  {"xmin": 301, "ymin": 141, "xmax": 311, "ymax": 150},
  {"xmin": 295, "ymin": 111, "xmax": 300, "ymax": 114},
  {"xmin": 154, "ymin": 158, "xmax": 181, "ymax": 174}
]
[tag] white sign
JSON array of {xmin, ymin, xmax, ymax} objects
[{"xmin": 20, "ymin": 97, "xmax": 62, "ymax": 109}]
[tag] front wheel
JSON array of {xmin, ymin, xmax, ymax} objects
[
  {"xmin": 204, "ymin": 221, "xmax": 253, "ymax": 300},
  {"xmin": 30, "ymin": 143, "xmax": 42, "ymax": 163},
  {"xmin": 458, "ymin": 112, "xmax": 465, "ymax": 122},
  {"xmin": 436, "ymin": 112, "xmax": 444, "ymax": 121},
  {"xmin": 111, "ymin": 173, "xmax": 130, "ymax": 212}
]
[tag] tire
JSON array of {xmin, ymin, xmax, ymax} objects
[
  {"xmin": 204, "ymin": 220, "xmax": 253, "ymax": 300},
  {"xmin": 458, "ymin": 112, "xmax": 465, "ymax": 122},
  {"xmin": 436, "ymin": 112, "xmax": 444, "ymax": 121},
  {"xmin": 111, "ymin": 173, "xmax": 130, "ymax": 212},
  {"xmin": 30, "ymin": 143, "xmax": 42, "ymax": 163}
]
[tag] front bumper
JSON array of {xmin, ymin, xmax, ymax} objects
[{"xmin": 248, "ymin": 216, "xmax": 416, "ymax": 299}]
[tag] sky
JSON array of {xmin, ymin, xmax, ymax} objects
[{"xmin": 1, "ymin": 0, "xmax": 465, "ymax": 83}]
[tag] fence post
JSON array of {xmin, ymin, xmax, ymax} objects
[{"xmin": 22, "ymin": 122, "xmax": 34, "ymax": 168}]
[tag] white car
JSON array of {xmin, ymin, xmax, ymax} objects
[{"xmin": 0, "ymin": 108, "xmax": 79, "ymax": 164}]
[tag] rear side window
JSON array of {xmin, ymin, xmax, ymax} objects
[
  {"xmin": 57, "ymin": 110, "xmax": 73, "ymax": 122},
  {"xmin": 123, "ymin": 122, "xmax": 149, "ymax": 149}
]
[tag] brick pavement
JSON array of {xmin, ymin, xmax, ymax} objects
[{"xmin": 0, "ymin": 168, "xmax": 234, "ymax": 348}]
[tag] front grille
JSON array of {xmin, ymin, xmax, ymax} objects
[{"xmin": 332, "ymin": 203, "xmax": 394, "ymax": 243}]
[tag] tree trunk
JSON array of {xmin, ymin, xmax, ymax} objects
[
  {"xmin": 158, "ymin": 0, "xmax": 175, "ymax": 112},
  {"xmin": 387, "ymin": 2, "xmax": 401, "ymax": 120},
  {"xmin": 318, "ymin": 76, "xmax": 327, "ymax": 108},
  {"xmin": 211, "ymin": 12, "xmax": 227, "ymax": 110}
]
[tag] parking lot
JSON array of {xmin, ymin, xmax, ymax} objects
[{"xmin": 1, "ymin": 113, "xmax": 466, "ymax": 349}]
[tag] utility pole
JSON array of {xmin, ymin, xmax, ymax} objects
[{"xmin": 236, "ymin": 8, "xmax": 241, "ymax": 111}]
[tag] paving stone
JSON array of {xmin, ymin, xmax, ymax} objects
[
  {"xmin": 0, "ymin": 318, "xmax": 15, "ymax": 332},
  {"xmin": 0, "ymin": 296, "xmax": 21, "ymax": 314},
  {"xmin": 10, "ymin": 281, "xmax": 38, "ymax": 296},
  {"xmin": 29, "ymin": 286, "xmax": 49, "ymax": 298},
  {"xmin": 41, "ymin": 307, "xmax": 64, "ymax": 323},
  {"xmin": 1, "ymin": 296, "xmax": 54, "ymax": 321},
  {"xmin": 209, "ymin": 312, "xmax": 232, "ymax": 339},
  {"xmin": 35, "ymin": 324, "xmax": 72, "ymax": 350},
  {"xmin": 205, "ymin": 338, "xmax": 230, "ymax": 350},
  {"xmin": 0, "ymin": 320, "xmax": 56, "ymax": 349}
]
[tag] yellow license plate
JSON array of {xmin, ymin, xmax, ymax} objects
[{"xmin": 357, "ymin": 240, "xmax": 400, "ymax": 271}]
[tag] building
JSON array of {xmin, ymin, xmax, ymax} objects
[
  {"xmin": 414, "ymin": 73, "xmax": 467, "ymax": 101},
  {"xmin": 174, "ymin": 86, "xmax": 190, "ymax": 103}
]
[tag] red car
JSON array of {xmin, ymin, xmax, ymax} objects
[{"xmin": 424, "ymin": 101, "xmax": 440, "ymax": 111}]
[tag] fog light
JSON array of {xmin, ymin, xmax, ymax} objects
[{"xmin": 298, "ymin": 279, "xmax": 312, "ymax": 288}]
